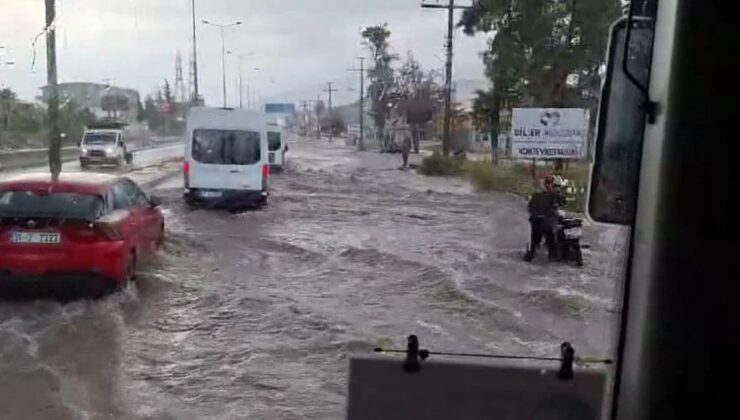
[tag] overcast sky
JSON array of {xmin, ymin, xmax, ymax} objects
[{"xmin": 1, "ymin": 0, "xmax": 489, "ymax": 106}]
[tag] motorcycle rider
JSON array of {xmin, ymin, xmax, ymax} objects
[{"xmin": 523, "ymin": 174, "xmax": 566, "ymax": 262}]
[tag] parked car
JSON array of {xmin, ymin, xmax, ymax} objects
[{"xmin": 0, "ymin": 173, "xmax": 164, "ymax": 298}]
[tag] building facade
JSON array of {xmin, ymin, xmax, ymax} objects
[{"xmin": 40, "ymin": 82, "xmax": 140, "ymax": 122}]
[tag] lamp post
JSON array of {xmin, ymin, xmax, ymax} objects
[
  {"xmin": 202, "ymin": 19, "xmax": 242, "ymax": 107},
  {"xmin": 227, "ymin": 51, "xmax": 254, "ymax": 109},
  {"xmin": 190, "ymin": 0, "xmax": 200, "ymax": 103},
  {"xmin": 245, "ymin": 67, "xmax": 260, "ymax": 109}
]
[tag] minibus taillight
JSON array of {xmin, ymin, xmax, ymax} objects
[{"xmin": 262, "ymin": 164, "xmax": 269, "ymax": 191}]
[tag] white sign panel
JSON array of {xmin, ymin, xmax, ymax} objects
[{"xmin": 511, "ymin": 108, "xmax": 589, "ymax": 159}]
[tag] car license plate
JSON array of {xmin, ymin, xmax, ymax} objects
[
  {"xmin": 564, "ymin": 227, "xmax": 582, "ymax": 239},
  {"xmin": 10, "ymin": 232, "xmax": 61, "ymax": 244},
  {"xmin": 200, "ymin": 191, "xmax": 223, "ymax": 198}
]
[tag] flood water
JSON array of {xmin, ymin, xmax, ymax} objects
[{"xmin": 0, "ymin": 136, "xmax": 626, "ymax": 419}]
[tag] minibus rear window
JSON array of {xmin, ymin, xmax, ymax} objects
[
  {"xmin": 268, "ymin": 132, "xmax": 282, "ymax": 151},
  {"xmin": 192, "ymin": 130, "xmax": 261, "ymax": 165}
]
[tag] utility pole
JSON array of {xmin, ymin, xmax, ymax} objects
[
  {"xmin": 238, "ymin": 73, "xmax": 243, "ymax": 109},
  {"xmin": 347, "ymin": 57, "xmax": 369, "ymax": 150},
  {"xmin": 316, "ymin": 94, "xmax": 322, "ymax": 139},
  {"xmin": 301, "ymin": 100, "xmax": 317, "ymax": 136},
  {"xmin": 422, "ymin": 1, "xmax": 472, "ymax": 156},
  {"xmin": 323, "ymin": 82, "xmax": 338, "ymax": 142},
  {"xmin": 45, "ymin": 0, "xmax": 61, "ymax": 179},
  {"xmin": 300, "ymin": 101, "xmax": 307, "ymax": 134}
]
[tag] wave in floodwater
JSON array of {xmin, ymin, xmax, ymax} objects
[{"xmin": 0, "ymin": 288, "xmax": 141, "ymax": 419}]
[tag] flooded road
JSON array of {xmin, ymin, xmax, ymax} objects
[{"xmin": 0, "ymin": 136, "xmax": 626, "ymax": 419}]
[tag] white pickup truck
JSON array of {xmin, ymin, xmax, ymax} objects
[{"xmin": 78, "ymin": 125, "xmax": 133, "ymax": 168}]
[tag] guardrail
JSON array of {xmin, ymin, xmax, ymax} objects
[
  {"xmin": 0, "ymin": 148, "xmax": 79, "ymax": 172},
  {"xmin": 0, "ymin": 137, "xmax": 182, "ymax": 173}
]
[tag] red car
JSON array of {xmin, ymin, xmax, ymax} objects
[{"xmin": 0, "ymin": 173, "xmax": 165, "ymax": 298}]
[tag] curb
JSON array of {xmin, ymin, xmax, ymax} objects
[{"xmin": 140, "ymin": 170, "xmax": 181, "ymax": 191}]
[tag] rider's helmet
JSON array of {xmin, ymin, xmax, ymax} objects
[{"xmin": 543, "ymin": 174, "xmax": 556, "ymax": 189}]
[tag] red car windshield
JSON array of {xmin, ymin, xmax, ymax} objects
[{"xmin": 0, "ymin": 191, "xmax": 104, "ymax": 220}]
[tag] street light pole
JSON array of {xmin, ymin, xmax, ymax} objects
[
  {"xmin": 246, "ymin": 67, "xmax": 260, "ymax": 109},
  {"xmin": 220, "ymin": 27, "xmax": 226, "ymax": 107},
  {"xmin": 227, "ymin": 51, "xmax": 255, "ymax": 109},
  {"xmin": 202, "ymin": 19, "xmax": 241, "ymax": 107},
  {"xmin": 191, "ymin": 0, "xmax": 200, "ymax": 102}
]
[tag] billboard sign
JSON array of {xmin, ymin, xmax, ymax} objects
[
  {"xmin": 265, "ymin": 103, "xmax": 296, "ymax": 114},
  {"xmin": 510, "ymin": 108, "xmax": 589, "ymax": 159}
]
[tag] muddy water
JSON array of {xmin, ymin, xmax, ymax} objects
[{"xmin": 0, "ymin": 136, "xmax": 626, "ymax": 419}]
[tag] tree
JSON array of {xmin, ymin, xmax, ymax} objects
[
  {"xmin": 140, "ymin": 95, "xmax": 162, "ymax": 131},
  {"xmin": 58, "ymin": 100, "xmax": 96, "ymax": 143},
  {"xmin": 394, "ymin": 52, "xmax": 443, "ymax": 152},
  {"xmin": 461, "ymin": 0, "xmax": 621, "ymax": 165},
  {"xmin": 471, "ymin": 89, "xmax": 501, "ymax": 162},
  {"xmin": 136, "ymin": 100, "xmax": 145, "ymax": 122},
  {"xmin": 0, "ymin": 88, "xmax": 17, "ymax": 129},
  {"xmin": 362, "ymin": 24, "xmax": 397, "ymax": 150},
  {"xmin": 163, "ymin": 79, "xmax": 173, "ymax": 105},
  {"xmin": 322, "ymin": 111, "xmax": 346, "ymax": 135},
  {"xmin": 101, "ymin": 94, "xmax": 130, "ymax": 119}
]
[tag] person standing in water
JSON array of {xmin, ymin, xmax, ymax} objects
[{"xmin": 400, "ymin": 136, "xmax": 412, "ymax": 168}]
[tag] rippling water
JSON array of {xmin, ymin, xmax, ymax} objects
[{"xmin": 0, "ymin": 137, "xmax": 626, "ymax": 419}]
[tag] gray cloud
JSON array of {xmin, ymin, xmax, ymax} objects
[{"xmin": 1, "ymin": 0, "xmax": 489, "ymax": 106}]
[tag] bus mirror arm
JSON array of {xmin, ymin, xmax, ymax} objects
[{"xmin": 623, "ymin": 4, "xmax": 658, "ymax": 124}]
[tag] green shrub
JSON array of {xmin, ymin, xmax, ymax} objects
[
  {"xmin": 419, "ymin": 156, "xmax": 592, "ymax": 213},
  {"xmin": 419, "ymin": 150, "xmax": 464, "ymax": 176},
  {"xmin": 463, "ymin": 160, "xmax": 498, "ymax": 190},
  {"xmin": 462, "ymin": 160, "xmax": 538, "ymax": 197}
]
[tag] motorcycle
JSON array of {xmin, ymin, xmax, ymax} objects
[
  {"xmin": 522, "ymin": 211, "xmax": 584, "ymax": 267},
  {"xmin": 553, "ymin": 211, "xmax": 584, "ymax": 267}
]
